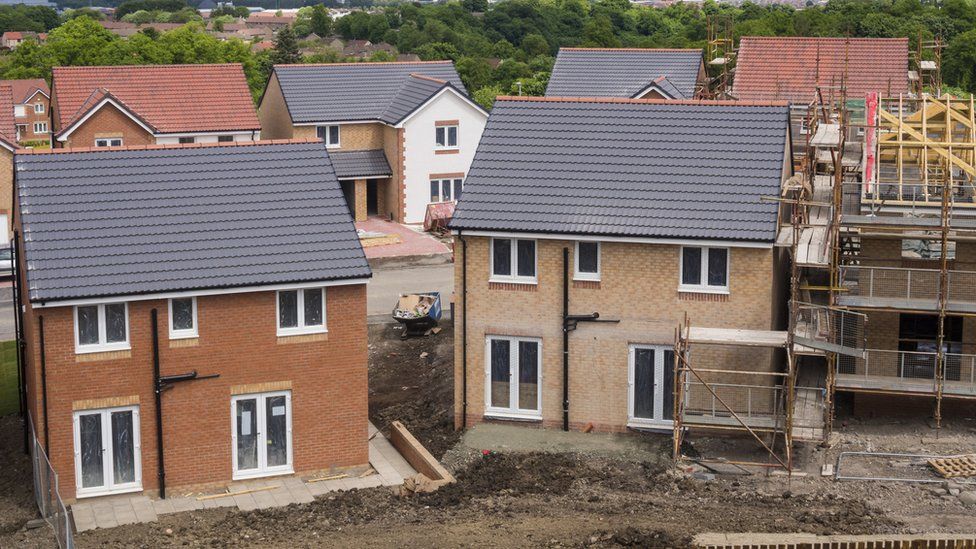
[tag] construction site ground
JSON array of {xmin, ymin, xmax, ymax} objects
[{"xmin": 2, "ymin": 321, "xmax": 976, "ymax": 547}]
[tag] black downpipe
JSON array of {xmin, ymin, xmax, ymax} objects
[
  {"xmin": 38, "ymin": 315, "xmax": 48, "ymax": 454},
  {"xmin": 460, "ymin": 236, "xmax": 468, "ymax": 430},
  {"xmin": 11, "ymin": 232, "xmax": 26, "ymax": 454},
  {"xmin": 562, "ymin": 247, "xmax": 570, "ymax": 432},
  {"xmin": 151, "ymin": 309, "xmax": 166, "ymax": 499}
]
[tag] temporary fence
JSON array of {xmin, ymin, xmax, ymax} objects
[{"xmin": 29, "ymin": 414, "xmax": 74, "ymax": 549}]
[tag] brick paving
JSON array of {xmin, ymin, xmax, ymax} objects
[
  {"xmin": 71, "ymin": 422, "xmax": 416, "ymax": 533},
  {"xmin": 356, "ymin": 218, "xmax": 450, "ymax": 260}
]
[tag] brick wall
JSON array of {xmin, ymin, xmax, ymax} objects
[
  {"xmin": 454, "ymin": 236, "xmax": 779, "ymax": 432},
  {"xmin": 17, "ymin": 93, "xmax": 51, "ymax": 145},
  {"xmin": 0, "ymin": 148, "xmax": 12, "ymax": 238},
  {"xmin": 20, "ymin": 284, "xmax": 369, "ymax": 501},
  {"xmin": 59, "ymin": 103, "xmax": 154, "ymax": 149},
  {"xmin": 257, "ymin": 73, "xmax": 294, "ymax": 140}
]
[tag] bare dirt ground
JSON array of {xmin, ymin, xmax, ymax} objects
[
  {"xmin": 0, "ymin": 414, "xmax": 56, "ymax": 548},
  {"xmin": 5, "ymin": 322, "xmax": 976, "ymax": 547}
]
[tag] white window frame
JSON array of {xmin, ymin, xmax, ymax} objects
[
  {"xmin": 798, "ymin": 119, "xmax": 809, "ymax": 135},
  {"xmin": 489, "ymin": 238, "xmax": 537, "ymax": 285},
  {"xmin": 627, "ymin": 344, "xmax": 675, "ymax": 430},
  {"xmin": 484, "ymin": 336, "xmax": 542, "ymax": 420},
  {"xmin": 32, "ymin": 121, "xmax": 47, "ymax": 134},
  {"xmin": 435, "ymin": 124, "xmax": 459, "ymax": 150},
  {"xmin": 168, "ymin": 297, "xmax": 198, "ymax": 339},
  {"xmin": 73, "ymin": 405, "xmax": 142, "ymax": 498},
  {"xmin": 74, "ymin": 303, "xmax": 131, "ymax": 354},
  {"xmin": 679, "ymin": 246, "xmax": 730, "ymax": 294},
  {"xmin": 33, "ymin": 102, "xmax": 44, "ymax": 114},
  {"xmin": 95, "ymin": 137, "xmax": 123, "ymax": 147},
  {"xmin": 317, "ymin": 125, "xmax": 340, "ymax": 148},
  {"xmin": 14, "ymin": 104, "xmax": 25, "ymax": 117},
  {"xmin": 231, "ymin": 390, "xmax": 293, "ymax": 480},
  {"xmin": 275, "ymin": 288, "xmax": 327, "ymax": 336},
  {"xmin": 574, "ymin": 241, "xmax": 601, "ymax": 281},
  {"xmin": 429, "ymin": 177, "xmax": 463, "ymax": 203}
]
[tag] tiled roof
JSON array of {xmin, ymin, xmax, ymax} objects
[
  {"xmin": 273, "ymin": 61, "xmax": 468, "ymax": 124},
  {"xmin": 1, "ymin": 78, "xmax": 48, "ymax": 104},
  {"xmin": 52, "ymin": 64, "xmax": 261, "ymax": 135},
  {"xmin": 0, "ymin": 84, "xmax": 17, "ymax": 148},
  {"xmin": 733, "ymin": 37, "xmax": 910, "ymax": 102},
  {"xmin": 545, "ymin": 48, "xmax": 703, "ymax": 99},
  {"xmin": 329, "ymin": 149, "xmax": 392, "ymax": 179},
  {"xmin": 16, "ymin": 140, "xmax": 370, "ymax": 302},
  {"xmin": 450, "ymin": 97, "xmax": 790, "ymax": 242}
]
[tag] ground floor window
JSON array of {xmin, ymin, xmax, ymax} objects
[
  {"xmin": 898, "ymin": 314, "xmax": 962, "ymax": 381},
  {"xmin": 628, "ymin": 344, "xmax": 675, "ymax": 428},
  {"xmin": 73, "ymin": 406, "xmax": 141, "ymax": 497},
  {"xmin": 485, "ymin": 336, "xmax": 541, "ymax": 418},
  {"xmin": 232, "ymin": 391, "xmax": 292, "ymax": 479}
]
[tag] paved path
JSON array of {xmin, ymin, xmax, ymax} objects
[
  {"xmin": 367, "ymin": 262, "xmax": 454, "ymax": 321},
  {"xmin": 72, "ymin": 423, "xmax": 416, "ymax": 532}
]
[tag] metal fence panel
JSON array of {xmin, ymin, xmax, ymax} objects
[{"xmin": 28, "ymin": 414, "xmax": 74, "ymax": 549}]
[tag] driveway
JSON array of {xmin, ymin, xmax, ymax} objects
[{"xmin": 367, "ymin": 262, "xmax": 454, "ymax": 322}]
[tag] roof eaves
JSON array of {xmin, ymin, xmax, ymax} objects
[{"xmin": 56, "ymin": 89, "xmax": 159, "ymax": 140}]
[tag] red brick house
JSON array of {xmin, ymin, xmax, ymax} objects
[
  {"xmin": 14, "ymin": 140, "xmax": 371, "ymax": 501},
  {"xmin": 51, "ymin": 64, "xmax": 261, "ymax": 149},
  {"xmin": 0, "ymin": 84, "xmax": 18, "ymax": 239},
  {"xmin": 3, "ymin": 78, "xmax": 51, "ymax": 146}
]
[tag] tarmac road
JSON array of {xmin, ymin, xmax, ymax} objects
[{"xmin": 366, "ymin": 261, "xmax": 454, "ymax": 322}]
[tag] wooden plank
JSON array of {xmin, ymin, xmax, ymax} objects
[
  {"xmin": 196, "ymin": 485, "xmax": 279, "ymax": 500},
  {"xmin": 686, "ymin": 327, "xmax": 788, "ymax": 347}
]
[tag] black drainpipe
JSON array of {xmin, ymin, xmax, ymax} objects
[
  {"xmin": 460, "ymin": 235, "xmax": 468, "ymax": 430},
  {"xmin": 38, "ymin": 315, "xmax": 48, "ymax": 454},
  {"xmin": 562, "ymin": 247, "xmax": 570, "ymax": 432},
  {"xmin": 11, "ymin": 232, "xmax": 26, "ymax": 454},
  {"xmin": 151, "ymin": 309, "xmax": 166, "ymax": 500}
]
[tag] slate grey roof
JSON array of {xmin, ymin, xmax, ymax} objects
[
  {"xmin": 329, "ymin": 149, "xmax": 392, "ymax": 179},
  {"xmin": 274, "ymin": 61, "xmax": 468, "ymax": 124},
  {"xmin": 16, "ymin": 141, "xmax": 371, "ymax": 303},
  {"xmin": 545, "ymin": 48, "xmax": 703, "ymax": 99},
  {"xmin": 450, "ymin": 98, "xmax": 790, "ymax": 242}
]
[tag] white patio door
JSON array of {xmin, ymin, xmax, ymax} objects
[
  {"xmin": 232, "ymin": 391, "xmax": 292, "ymax": 479},
  {"xmin": 628, "ymin": 345, "xmax": 676, "ymax": 428},
  {"xmin": 73, "ymin": 406, "xmax": 142, "ymax": 497}
]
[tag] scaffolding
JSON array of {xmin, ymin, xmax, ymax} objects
[
  {"xmin": 705, "ymin": 15, "xmax": 735, "ymax": 99},
  {"xmin": 912, "ymin": 34, "xmax": 943, "ymax": 98}
]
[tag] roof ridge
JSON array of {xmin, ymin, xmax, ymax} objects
[
  {"xmin": 276, "ymin": 60, "xmax": 453, "ymax": 68},
  {"xmin": 496, "ymin": 96, "xmax": 789, "ymax": 107},
  {"xmin": 17, "ymin": 138, "xmax": 320, "ymax": 156},
  {"xmin": 53, "ymin": 63, "xmax": 245, "ymax": 71},
  {"xmin": 560, "ymin": 47, "xmax": 702, "ymax": 52},
  {"xmin": 740, "ymin": 36, "xmax": 909, "ymax": 42},
  {"xmin": 408, "ymin": 72, "xmax": 448, "ymax": 84}
]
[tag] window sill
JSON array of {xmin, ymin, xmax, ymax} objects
[
  {"xmin": 75, "ymin": 343, "xmax": 131, "ymax": 356},
  {"xmin": 325, "ymin": 144, "xmax": 340, "ymax": 149},
  {"xmin": 484, "ymin": 411, "xmax": 542, "ymax": 422},
  {"xmin": 277, "ymin": 332, "xmax": 328, "ymax": 345},
  {"xmin": 435, "ymin": 148, "xmax": 460, "ymax": 155},
  {"xmin": 678, "ymin": 286, "xmax": 729, "ymax": 295},
  {"xmin": 276, "ymin": 326, "xmax": 327, "ymax": 338},
  {"xmin": 169, "ymin": 331, "xmax": 198, "ymax": 341},
  {"xmin": 232, "ymin": 467, "xmax": 294, "ymax": 481},
  {"xmin": 627, "ymin": 421, "xmax": 674, "ymax": 432},
  {"xmin": 75, "ymin": 484, "xmax": 143, "ymax": 500},
  {"xmin": 489, "ymin": 277, "xmax": 537, "ymax": 285}
]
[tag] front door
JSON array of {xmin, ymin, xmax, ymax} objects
[
  {"xmin": 73, "ymin": 406, "xmax": 142, "ymax": 497},
  {"xmin": 232, "ymin": 391, "xmax": 292, "ymax": 479},
  {"xmin": 628, "ymin": 345, "xmax": 675, "ymax": 428}
]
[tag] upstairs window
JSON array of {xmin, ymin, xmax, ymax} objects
[
  {"xmin": 435, "ymin": 124, "xmax": 458, "ymax": 149},
  {"xmin": 95, "ymin": 138, "xmax": 123, "ymax": 147},
  {"xmin": 33, "ymin": 102, "xmax": 44, "ymax": 114},
  {"xmin": 14, "ymin": 105, "xmax": 25, "ymax": 117},
  {"xmin": 218, "ymin": 135, "xmax": 234, "ymax": 143},
  {"xmin": 168, "ymin": 297, "xmax": 198, "ymax": 339},
  {"xmin": 491, "ymin": 238, "xmax": 536, "ymax": 284},
  {"xmin": 33, "ymin": 122, "xmax": 47, "ymax": 134},
  {"xmin": 277, "ymin": 288, "xmax": 326, "ymax": 336},
  {"xmin": 680, "ymin": 246, "xmax": 729, "ymax": 293},
  {"xmin": 179, "ymin": 137, "xmax": 195, "ymax": 144},
  {"xmin": 75, "ymin": 303, "xmax": 129, "ymax": 353},
  {"xmin": 574, "ymin": 241, "xmax": 600, "ymax": 281},
  {"xmin": 429, "ymin": 178, "xmax": 463, "ymax": 203},
  {"xmin": 317, "ymin": 125, "xmax": 340, "ymax": 148}
]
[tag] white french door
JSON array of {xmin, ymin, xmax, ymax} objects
[
  {"xmin": 231, "ymin": 391, "xmax": 293, "ymax": 480},
  {"xmin": 73, "ymin": 406, "xmax": 142, "ymax": 498},
  {"xmin": 628, "ymin": 345, "xmax": 676, "ymax": 429}
]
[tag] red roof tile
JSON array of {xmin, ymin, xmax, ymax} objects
[
  {"xmin": 52, "ymin": 64, "xmax": 261, "ymax": 135},
  {"xmin": 0, "ymin": 85, "xmax": 18, "ymax": 148},
  {"xmin": 0, "ymin": 78, "xmax": 49, "ymax": 104},
  {"xmin": 2, "ymin": 32, "xmax": 22, "ymax": 40},
  {"xmin": 732, "ymin": 37, "xmax": 910, "ymax": 102}
]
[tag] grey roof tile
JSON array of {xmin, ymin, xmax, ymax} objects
[
  {"xmin": 17, "ymin": 141, "xmax": 371, "ymax": 302},
  {"xmin": 274, "ymin": 61, "xmax": 466, "ymax": 124},
  {"xmin": 449, "ymin": 99, "xmax": 790, "ymax": 242},
  {"xmin": 545, "ymin": 48, "xmax": 703, "ymax": 99},
  {"xmin": 329, "ymin": 149, "xmax": 392, "ymax": 179}
]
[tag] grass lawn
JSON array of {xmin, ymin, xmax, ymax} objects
[{"xmin": 0, "ymin": 340, "xmax": 18, "ymax": 415}]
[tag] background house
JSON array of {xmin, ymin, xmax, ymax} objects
[
  {"xmin": 259, "ymin": 61, "xmax": 487, "ymax": 224},
  {"xmin": 545, "ymin": 47, "xmax": 707, "ymax": 99},
  {"xmin": 14, "ymin": 140, "xmax": 371, "ymax": 502},
  {"xmin": 3, "ymin": 78, "xmax": 50, "ymax": 146},
  {"xmin": 51, "ymin": 64, "xmax": 261, "ymax": 148},
  {"xmin": 450, "ymin": 97, "xmax": 792, "ymax": 434}
]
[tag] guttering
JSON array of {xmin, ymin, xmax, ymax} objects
[
  {"xmin": 30, "ymin": 277, "xmax": 372, "ymax": 309},
  {"xmin": 451, "ymin": 230, "xmax": 774, "ymax": 250}
]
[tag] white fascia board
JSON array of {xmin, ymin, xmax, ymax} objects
[
  {"xmin": 153, "ymin": 130, "xmax": 257, "ymax": 138},
  {"xmin": 56, "ymin": 97, "xmax": 155, "ymax": 142},
  {"xmin": 23, "ymin": 88, "xmax": 49, "ymax": 102},
  {"xmin": 453, "ymin": 229, "xmax": 774, "ymax": 249},
  {"xmin": 31, "ymin": 277, "xmax": 371, "ymax": 309},
  {"xmin": 394, "ymin": 87, "xmax": 489, "ymax": 129},
  {"xmin": 631, "ymin": 83, "xmax": 676, "ymax": 100},
  {"xmin": 292, "ymin": 120, "xmax": 387, "ymax": 127}
]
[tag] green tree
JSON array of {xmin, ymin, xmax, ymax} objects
[
  {"xmin": 581, "ymin": 15, "xmax": 620, "ymax": 47},
  {"xmin": 270, "ymin": 25, "xmax": 300, "ymax": 65},
  {"xmin": 310, "ymin": 5, "xmax": 332, "ymax": 37},
  {"xmin": 415, "ymin": 41, "xmax": 459, "ymax": 61},
  {"xmin": 456, "ymin": 56, "xmax": 493, "ymax": 90},
  {"xmin": 521, "ymin": 33, "xmax": 548, "ymax": 56},
  {"xmin": 462, "ymin": 0, "xmax": 488, "ymax": 12},
  {"xmin": 473, "ymin": 84, "xmax": 502, "ymax": 111},
  {"xmin": 944, "ymin": 29, "xmax": 976, "ymax": 91},
  {"xmin": 115, "ymin": 0, "xmax": 186, "ymax": 20}
]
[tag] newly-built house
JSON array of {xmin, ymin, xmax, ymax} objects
[
  {"xmin": 14, "ymin": 140, "xmax": 371, "ymax": 501},
  {"xmin": 0, "ymin": 84, "xmax": 17, "ymax": 238},
  {"xmin": 258, "ymin": 61, "xmax": 488, "ymax": 224},
  {"xmin": 3, "ymin": 78, "xmax": 50, "ymax": 146},
  {"xmin": 50, "ymin": 64, "xmax": 261, "ymax": 148},
  {"xmin": 733, "ymin": 37, "xmax": 911, "ymax": 162},
  {"xmin": 450, "ymin": 97, "xmax": 793, "ymax": 435},
  {"xmin": 545, "ymin": 48, "xmax": 706, "ymax": 99}
]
